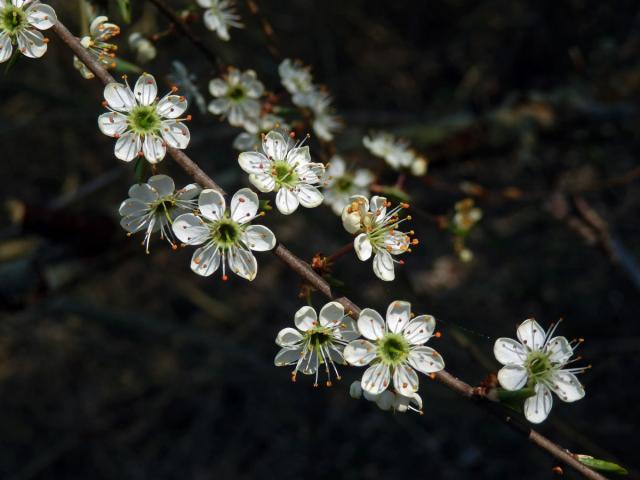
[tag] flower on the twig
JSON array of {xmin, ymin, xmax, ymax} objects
[
  {"xmin": 128, "ymin": 32, "xmax": 156, "ymax": 63},
  {"xmin": 0, "ymin": 0, "xmax": 57, "ymax": 63},
  {"xmin": 341, "ymin": 195, "xmax": 415, "ymax": 281},
  {"xmin": 172, "ymin": 187, "xmax": 275, "ymax": 281},
  {"xmin": 119, "ymin": 175, "xmax": 200, "ymax": 253},
  {"xmin": 275, "ymin": 301, "xmax": 359, "ymax": 386},
  {"xmin": 344, "ymin": 301, "xmax": 444, "ymax": 396},
  {"xmin": 98, "ymin": 73, "xmax": 191, "ymax": 163},
  {"xmin": 363, "ymin": 131, "xmax": 427, "ymax": 175},
  {"xmin": 238, "ymin": 130, "xmax": 325, "ymax": 215},
  {"xmin": 278, "ymin": 58, "xmax": 315, "ymax": 108},
  {"xmin": 323, "ymin": 156, "xmax": 373, "ymax": 215},
  {"xmin": 74, "ymin": 15, "xmax": 120, "ymax": 80},
  {"xmin": 233, "ymin": 114, "xmax": 288, "ymax": 151},
  {"xmin": 196, "ymin": 0, "xmax": 242, "ymax": 42},
  {"xmin": 349, "ymin": 380, "xmax": 423, "ymax": 414},
  {"xmin": 208, "ymin": 68, "xmax": 263, "ymax": 132},
  {"xmin": 494, "ymin": 318, "xmax": 589, "ymax": 423}
]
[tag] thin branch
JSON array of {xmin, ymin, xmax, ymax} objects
[{"xmin": 50, "ymin": 20, "xmax": 607, "ymax": 480}]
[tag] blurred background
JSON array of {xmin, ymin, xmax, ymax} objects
[{"xmin": 1, "ymin": 0, "xmax": 639, "ymax": 478}]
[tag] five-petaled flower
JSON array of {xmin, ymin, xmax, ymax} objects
[
  {"xmin": 363, "ymin": 131, "xmax": 427, "ymax": 175},
  {"xmin": 494, "ymin": 318, "xmax": 589, "ymax": 424},
  {"xmin": 98, "ymin": 73, "xmax": 192, "ymax": 163},
  {"xmin": 323, "ymin": 156, "xmax": 373, "ymax": 215},
  {"xmin": 0, "ymin": 0, "xmax": 57, "ymax": 63},
  {"xmin": 172, "ymin": 187, "xmax": 276, "ymax": 281},
  {"xmin": 208, "ymin": 68, "xmax": 264, "ymax": 132},
  {"xmin": 274, "ymin": 301, "xmax": 359, "ymax": 386},
  {"xmin": 344, "ymin": 301, "xmax": 445, "ymax": 396},
  {"xmin": 119, "ymin": 175, "xmax": 200, "ymax": 253},
  {"xmin": 196, "ymin": 0, "xmax": 242, "ymax": 42},
  {"xmin": 238, "ymin": 130, "xmax": 325, "ymax": 215}
]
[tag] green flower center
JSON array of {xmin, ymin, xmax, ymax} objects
[
  {"xmin": 1, "ymin": 6, "xmax": 26, "ymax": 34},
  {"xmin": 228, "ymin": 86, "xmax": 246, "ymax": 101},
  {"xmin": 335, "ymin": 175, "xmax": 354, "ymax": 193},
  {"xmin": 306, "ymin": 327, "xmax": 332, "ymax": 348},
  {"xmin": 210, "ymin": 217, "xmax": 242, "ymax": 248},
  {"xmin": 525, "ymin": 351, "xmax": 552, "ymax": 381},
  {"xmin": 377, "ymin": 332, "xmax": 410, "ymax": 366},
  {"xmin": 151, "ymin": 197, "xmax": 177, "ymax": 220},
  {"xmin": 272, "ymin": 160, "xmax": 298, "ymax": 189},
  {"xmin": 128, "ymin": 105, "xmax": 161, "ymax": 135}
]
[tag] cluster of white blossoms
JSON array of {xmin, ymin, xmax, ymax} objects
[
  {"xmin": 238, "ymin": 130, "xmax": 325, "ymax": 215},
  {"xmin": 73, "ymin": 15, "xmax": 119, "ymax": 80},
  {"xmin": 278, "ymin": 58, "xmax": 341, "ymax": 141},
  {"xmin": 364, "ymin": 132, "xmax": 427, "ymax": 176},
  {"xmin": 98, "ymin": 73, "xmax": 192, "ymax": 163},
  {"xmin": 196, "ymin": 0, "xmax": 242, "ymax": 42},
  {"xmin": 0, "ymin": 0, "xmax": 56, "ymax": 63},
  {"xmin": 208, "ymin": 68, "xmax": 264, "ymax": 132},
  {"xmin": 322, "ymin": 156, "xmax": 374, "ymax": 215},
  {"xmin": 342, "ymin": 195, "xmax": 416, "ymax": 281},
  {"xmin": 494, "ymin": 319, "xmax": 588, "ymax": 423}
]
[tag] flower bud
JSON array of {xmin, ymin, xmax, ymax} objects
[
  {"xmin": 349, "ymin": 381, "xmax": 362, "ymax": 399},
  {"xmin": 411, "ymin": 157, "xmax": 428, "ymax": 176}
]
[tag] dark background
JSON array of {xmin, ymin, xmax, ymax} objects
[{"xmin": 1, "ymin": 0, "xmax": 639, "ymax": 478}]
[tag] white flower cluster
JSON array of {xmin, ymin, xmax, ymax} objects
[
  {"xmin": 0, "ymin": 0, "xmax": 56, "ymax": 63},
  {"xmin": 364, "ymin": 132, "xmax": 427, "ymax": 175},
  {"xmin": 196, "ymin": 0, "xmax": 242, "ymax": 42}
]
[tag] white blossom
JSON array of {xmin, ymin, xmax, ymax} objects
[
  {"xmin": 363, "ymin": 131, "xmax": 426, "ymax": 174},
  {"xmin": 233, "ymin": 114, "xmax": 288, "ymax": 151},
  {"xmin": 98, "ymin": 73, "xmax": 192, "ymax": 164},
  {"xmin": 494, "ymin": 319, "xmax": 589, "ymax": 424},
  {"xmin": 323, "ymin": 156, "xmax": 373, "ymax": 215},
  {"xmin": 74, "ymin": 15, "xmax": 120, "ymax": 80},
  {"xmin": 344, "ymin": 301, "xmax": 445, "ymax": 397},
  {"xmin": 275, "ymin": 302, "xmax": 359, "ymax": 386},
  {"xmin": 308, "ymin": 89, "xmax": 341, "ymax": 142},
  {"xmin": 172, "ymin": 187, "xmax": 275, "ymax": 281},
  {"xmin": 196, "ymin": 0, "xmax": 242, "ymax": 41},
  {"xmin": 278, "ymin": 58, "xmax": 315, "ymax": 108},
  {"xmin": 0, "ymin": 0, "xmax": 57, "ymax": 63},
  {"xmin": 208, "ymin": 68, "xmax": 263, "ymax": 132},
  {"xmin": 119, "ymin": 175, "xmax": 200, "ymax": 253},
  {"xmin": 238, "ymin": 130, "xmax": 325, "ymax": 215},
  {"xmin": 128, "ymin": 32, "xmax": 156, "ymax": 63}
]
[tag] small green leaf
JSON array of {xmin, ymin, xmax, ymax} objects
[
  {"xmin": 115, "ymin": 0, "xmax": 132, "ymax": 24},
  {"xmin": 378, "ymin": 186, "xmax": 411, "ymax": 204},
  {"xmin": 259, "ymin": 199, "xmax": 272, "ymax": 212},
  {"xmin": 134, "ymin": 158, "xmax": 147, "ymax": 183},
  {"xmin": 114, "ymin": 57, "xmax": 143, "ymax": 74},
  {"xmin": 3, "ymin": 47, "xmax": 20, "ymax": 75},
  {"xmin": 497, "ymin": 387, "xmax": 535, "ymax": 402},
  {"xmin": 576, "ymin": 455, "xmax": 628, "ymax": 475}
]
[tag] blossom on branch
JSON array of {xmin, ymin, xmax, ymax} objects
[
  {"xmin": 208, "ymin": 68, "xmax": 264, "ymax": 132},
  {"xmin": 363, "ymin": 131, "xmax": 427, "ymax": 175},
  {"xmin": 0, "ymin": 0, "xmax": 57, "ymax": 63},
  {"xmin": 196, "ymin": 0, "xmax": 243, "ymax": 42},
  {"xmin": 74, "ymin": 15, "xmax": 120, "ymax": 80},
  {"xmin": 322, "ymin": 156, "xmax": 373, "ymax": 215}
]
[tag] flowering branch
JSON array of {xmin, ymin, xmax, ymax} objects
[{"xmin": 49, "ymin": 19, "xmax": 606, "ymax": 480}]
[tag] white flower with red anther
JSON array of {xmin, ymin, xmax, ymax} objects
[
  {"xmin": 172, "ymin": 188, "xmax": 275, "ymax": 281},
  {"xmin": 196, "ymin": 0, "xmax": 242, "ymax": 41},
  {"xmin": 344, "ymin": 301, "xmax": 444, "ymax": 397},
  {"xmin": 0, "ymin": 0, "xmax": 57, "ymax": 63},
  {"xmin": 494, "ymin": 319, "xmax": 589, "ymax": 424},
  {"xmin": 238, "ymin": 130, "xmax": 325, "ymax": 215},
  {"xmin": 322, "ymin": 156, "xmax": 373, "ymax": 215},
  {"xmin": 73, "ymin": 15, "xmax": 119, "ymax": 80},
  {"xmin": 274, "ymin": 301, "xmax": 359, "ymax": 387},
  {"xmin": 341, "ymin": 195, "xmax": 416, "ymax": 282},
  {"xmin": 98, "ymin": 73, "xmax": 192, "ymax": 164},
  {"xmin": 119, "ymin": 175, "xmax": 200, "ymax": 253},
  {"xmin": 208, "ymin": 68, "xmax": 263, "ymax": 132}
]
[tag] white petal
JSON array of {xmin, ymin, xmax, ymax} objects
[
  {"xmin": 118, "ymin": 198, "xmax": 149, "ymax": 218},
  {"xmin": 549, "ymin": 371, "xmax": 585, "ymax": 403},
  {"xmin": 208, "ymin": 78, "xmax": 228, "ymax": 96},
  {"xmin": 128, "ymin": 183, "xmax": 158, "ymax": 202},
  {"xmin": 114, "ymin": 132, "xmax": 142, "ymax": 162},
  {"xmin": 294, "ymin": 306, "xmax": 317, "ymax": 332},
  {"xmin": 354, "ymin": 233, "xmax": 372, "ymax": 261},
  {"xmin": 172, "ymin": 213, "xmax": 209, "ymax": 245},
  {"xmin": 361, "ymin": 362, "xmax": 391, "ymax": 395},
  {"xmin": 386, "ymin": 300, "xmax": 411, "ymax": 334},
  {"xmin": 300, "ymin": 350, "xmax": 318, "ymax": 375},
  {"xmin": 524, "ymin": 383, "xmax": 553, "ymax": 424},
  {"xmin": 275, "ymin": 327, "xmax": 304, "ymax": 348},
  {"xmin": 393, "ymin": 364, "xmax": 419, "ymax": 396},
  {"xmin": 134, "ymin": 73, "xmax": 158, "ymax": 106},
  {"xmin": 190, "ymin": 244, "xmax": 221, "ymax": 276},
  {"xmin": 104, "ymin": 82, "xmax": 136, "ymax": 112},
  {"xmin": 545, "ymin": 336, "xmax": 574, "ymax": 365},
  {"xmin": 286, "ymin": 146, "xmax": 310, "ymax": 166},
  {"xmin": 369, "ymin": 196, "xmax": 388, "ymax": 220},
  {"xmin": 120, "ymin": 214, "xmax": 148, "ymax": 234},
  {"xmin": 16, "ymin": 29, "xmax": 46, "ymax": 58},
  {"xmin": 263, "ymin": 130, "xmax": 288, "ymax": 160},
  {"xmin": 327, "ymin": 156, "xmax": 345, "ymax": 177},
  {"xmin": 494, "ymin": 338, "xmax": 527, "ymax": 366},
  {"xmin": 160, "ymin": 121, "xmax": 190, "ymax": 149},
  {"xmin": 26, "ymin": 3, "xmax": 57, "ymax": 30},
  {"xmin": 319, "ymin": 301, "xmax": 344, "ymax": 328},
  {"xmin": 275, "ymin": 188, "xmax": 299, "ymax": 215},
  {"xmin": 98, "ymin": 112, "xmax": 127, "ymax": 137},
  {"xmin": 208, "ymin": 97, "xmax": 230, "ymax": 114},
  {"xmin": 337, "ymin": 317, "xmax": 360, "ymax": 342},
  {"xmin": 243, "ymin": 225, "xmax": 276, "ymax": 251},
  {"xmin": 357, "ymin": 308, "xmax": 385, "ymax": 341},
  {"xmin": 156, "ymin": 95, "xmax": 187, "ymax": 118},
  {"xmin": 249, "ymin": 173, "xmax": 276, "ymax": 193},
  {"xmin": 147, "ymin": 175, "xmax": 175, "ymax": 197},
  {"xmin": 238, "ymin": 151, "xmax": 270, "ymax": 174},
  {"xmin": 373, "ymin": 250, "xmax": 395, "ymax": 281},
  {"xmin": 0, "ymin": 33, "xmax": 13, "ymax": 63},
  {"xmin": 198, "ymin": 189, "xmax": 225, "ymax": 222},
  {"xmin": 344, "ymin": 339, "xmax": 377, "ymax": 366},
  {"xmin": 375, "ymin": 391, "xmax": 395, "ymax": 411},
  {"xmin": 402, "ymin": 314, "xmax": 436, "ymax": 345},
  {"xmin": 296, "ymin": 184, "xmax": 323, "ymax": 208},
  {"xmin": 230, "ymin": 188, "xmax": 258, "ymax": 224},
  {"xmin": 384, "ymin": 231, "xmax": 410, "ymax": 254},
  {"xmin": 353, "ymin": 169, "xmax": 374, "ymax": 187},
  {"xmin": 227, "ymin": 248, "xmax": 258, "ymax": 281},
  {"xmin": 408, "ymin": 346, "xmax": 445, "ymax": 374},
  {"xmin": 497, "ymin": 365, "xmax": 529, "ymax": 391},
  {"xmin": 142, "ymin": 135, "xmax": 167, "ymax": 164},
  {"xmin": 176, "ymin": 184, "xmax": 201, "ymax": 201},
  {"xmin": 517, "ymin": 318, "xmax": 546, "ymax": 351},
  {"xmin": 274, "ymin": 347, "xmax": 302, "ymax": 367}
]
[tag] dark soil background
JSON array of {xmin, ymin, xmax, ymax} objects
[{"xmin": 1, "ymin": 1, "xmax": 639, "ymax": 478}]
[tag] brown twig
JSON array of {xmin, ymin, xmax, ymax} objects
[{"xmin": 50, "ymin": 20, "xmax": 607, "ymax": 480}]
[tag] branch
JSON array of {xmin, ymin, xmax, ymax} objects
[{"xmin": 50, "ymin": 20, "xmax": 607, "ymax": 480}]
